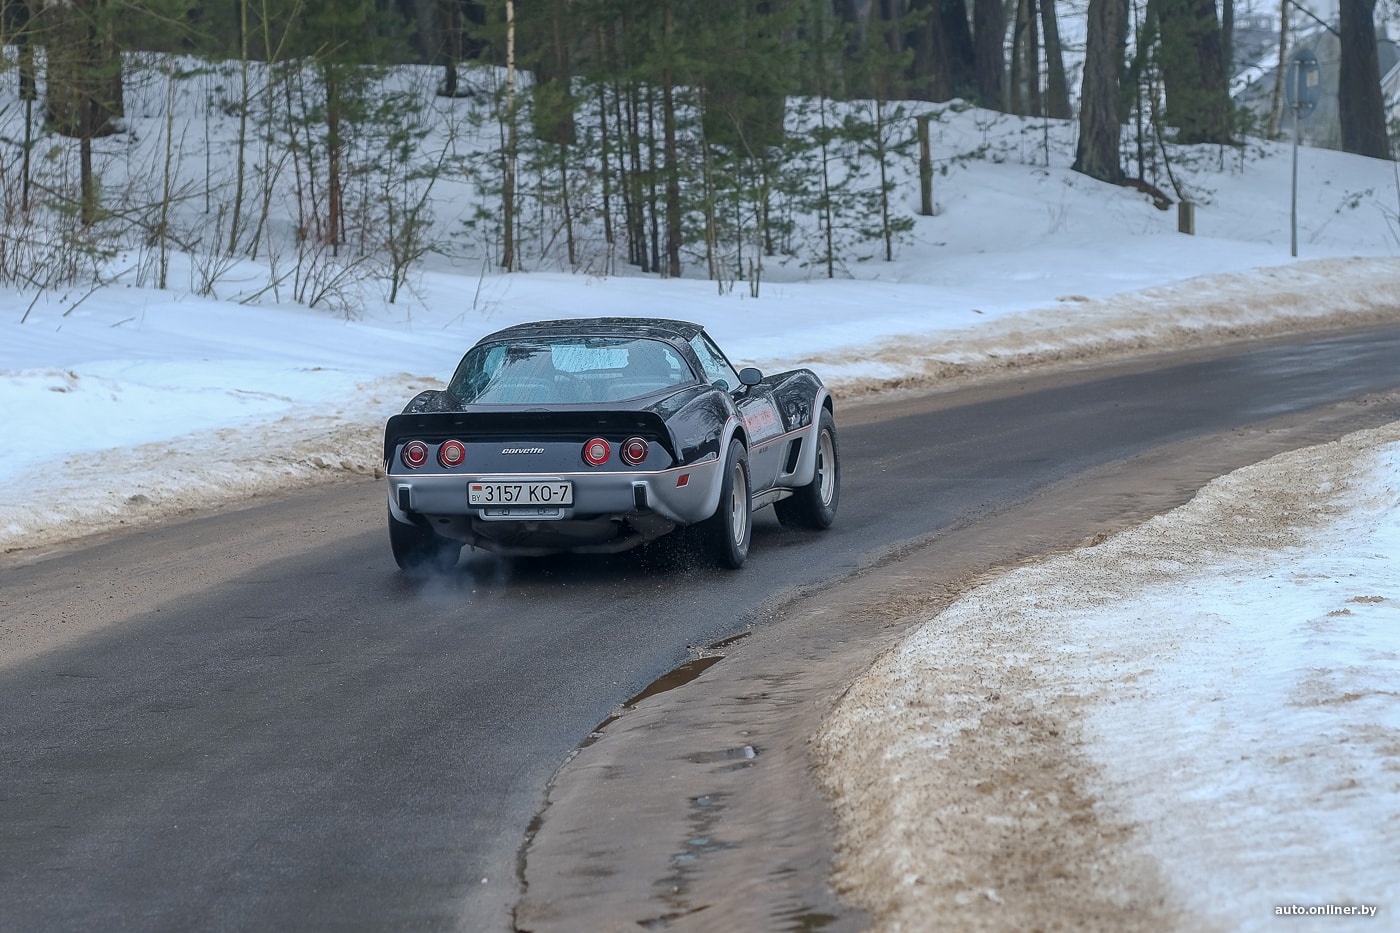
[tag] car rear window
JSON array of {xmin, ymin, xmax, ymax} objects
[{"xmin": 449, "ymin": 337, "xmax": 695, "ymax": 404}]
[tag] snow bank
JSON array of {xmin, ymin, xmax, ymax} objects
[{"xmin": 814, "ymin": 422, "xmax": 1400, "ymax": 932}]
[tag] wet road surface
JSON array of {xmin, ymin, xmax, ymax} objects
[{"xmin": 2, "ymin": 325, "xmax": 1399, "ymax": 932}]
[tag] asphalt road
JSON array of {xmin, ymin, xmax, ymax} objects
[{"xmin": 2, "ymin": 325, "xmax": 1399, "ymax": 932}]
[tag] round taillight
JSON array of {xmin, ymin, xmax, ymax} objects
[
  {"xmin": 621, "ymin": 436, "xmax": 649, "ymax": 466},
  {"xmin": 438, "ymin": 440, "xmax": 466, "ymax": 468},
  {"xmin": 402, "ymin": 440, "xmax": 429, "ymax": 469},
  {"xmin": 583, "ymin": 438, "xmax": 611, "ymax": 466}
]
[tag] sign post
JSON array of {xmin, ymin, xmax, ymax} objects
[
  {"xmin": 1286, "ymin": 49, "xmax": 1320, "ymax": 258},
  {"xmin": 917, "ymin": 115, "xmax": 934, "ymax": 217}
]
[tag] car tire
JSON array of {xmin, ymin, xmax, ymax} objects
[
  {"xmin": 699, "ymin": 438, "xmax": 752, "ymax": 569},
  {"xmin": 388, "ymin": 507, "xmax": 462, "ymax": 572},
  {"xmin": 774, "ymin": 408, "xmax": 839, "ymax": 530}
]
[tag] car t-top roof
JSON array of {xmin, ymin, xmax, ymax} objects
[{"xmin": 476, "ymin": 317, "xmax": 705, "ymax": 345}]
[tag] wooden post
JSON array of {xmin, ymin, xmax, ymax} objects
[
  {"xmin": 917, "ymin": 114, "xmax": 934, "ymax": 217},
  {"xmin": 1178, "ymin": 200, "xmax": 1195, "ymax": 235}
]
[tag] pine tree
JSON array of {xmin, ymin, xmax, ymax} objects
[
  {"xmin": 846, "ymin": 3, "xmax": 917, "ymax": 263},
  {"xmin": 1155, "ymin": 0, "xmax": 1233, "ymax": 143},
  {"xmin": 295, "ymin": 0, "xmax": 407, "ymax": 247}
]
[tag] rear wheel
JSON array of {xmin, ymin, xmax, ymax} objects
[
  {"xmin": 388, "ymin": 507, "xmax": 462, "ymax": 572},
  {"xmin": 699, "ymin": 439, "xmax": 752, "ymax": 569},
  {"xmin": 774, "ymin": 408, "xmax": 839, "ymax": 529}
]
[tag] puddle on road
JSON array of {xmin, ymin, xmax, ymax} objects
[
  {"xmin": 578, "ymin": 634, "xmax": 752, "ymax": 751},
  {"xmin": 625, "ymin": 655, "xmax": 726, "ymax": 709}
]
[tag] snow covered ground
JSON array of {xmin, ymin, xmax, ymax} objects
[
  {"xmin": 3, "ymin": 96, "xmax": 1399, "ymax": 928},
  {"xmin": 814, "ymin": 420, "xmax": 1400, "ymax": 932}
]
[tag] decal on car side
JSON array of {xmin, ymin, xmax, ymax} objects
[{"xmin": 741, "ymin": 405, "xmax": 780, "ymax": 438}]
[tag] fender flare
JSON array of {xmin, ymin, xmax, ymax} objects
[{"xmin": 788, "ymin": 387, "xmax": 833, "ymax": 487}]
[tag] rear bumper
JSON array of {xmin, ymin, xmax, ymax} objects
[{"xmin": 387, "ymin": 456, "xmax": 724, "ymax": 550}]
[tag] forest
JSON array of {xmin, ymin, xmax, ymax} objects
[{"xmin": 0, "ymin": 0, "xmax": 1395, "ymax": 309}]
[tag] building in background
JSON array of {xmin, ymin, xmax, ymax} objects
[{"xmin": 1233, "ymin": 18, "xmax": 1400, "ymax": 153}]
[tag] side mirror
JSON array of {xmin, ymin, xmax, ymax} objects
[{"xmin": 738, "ymin": 367, "xmax": 763, "ymax": 387}]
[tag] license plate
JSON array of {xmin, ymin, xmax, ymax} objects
[{"xmin": 469, "ymin": 481, "xmax": 573, "ymax": 507}]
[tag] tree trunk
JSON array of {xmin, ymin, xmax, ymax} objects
[
  {"xmin": 645, "ymin": 84, "xmax": 659, "ymax": 275},
  {"xmin": 1267, "ymin": 0, "xmax": 1288, "ymax": 137},
  {"xmin": 8, "ymin": 0, "xmax": 36, "ymax": 101},
  {"xmin": 438, "ymin": 0, "xmax": 487, "ymax": 95},
  {"xmin": 1008, "ymin": 0, "xmax": 1026, "ymax": 112},
  {"xmin": 10, "ymin": 0, "xmax": 36, "ymax": 211},
  {"xmin": 229, "ymin": 0, "xmax": 250, "ymax": 255},
  {"xmin": 936, "ymin": 0, "xmax": 977, "ymax": 101},
  {"xmin": 398, "ymin": 0, "xmax": 443, "ymax": 65},
  {"xmin": 1221, "ymin": 0, "xmax": 1233, "ymax": 86},
  {"xmin": 907, "ymin": 0, "xmax": 940, "ymax": 100},
  {"xmin": 973, "ymin": 0, "xmax": 1006, "ymax": 109},
  {"xmin": 1039, "ymin": 0, "xmax": 1071, "ymax": 118},
  {"xmin": 596, "ymin": 29, "xmax": 615, "ymax": 260},
  {"xmin": 1338, "ymin": 0, "xmax": 1391, "ymax": 159},
  {"xmin": 559, "ymin": 142, "xmax": 576, "ymax": 267},
  {"xmin": 812, "ymin": 7, "xmax": 837, "ymax": 277},
  {"xmin": 79, "ymin": 99, "xmax": 96, "ymax": 224},
  {"xmin": 907, "ymin": 0, "xmax": 976, "ymax": 102},
  {"xmin": 437, "ymin": 0, "xmax": 461, "ymax": 95},
  {"xmin": 501, "ymin": 0, "xmax": 516, "ymax": 270},
  {"xmin": 609, "ymin": 76, "xmax": 638, "ymax": 269},
  {"xmin": 1017, "ymin": 0, "xmax": 1041, "ymax": 115},
  {"xmin": 662, "ymin": 0, "xmax": 681, "ymax": 277},
  {"xmin": 324, "ymin": 68, "xmax": 343, "ymax": 249},
  {"xmin": 625, "ymin": 83, "xmax": 649, "ymax": 271},
  {"xmin": 1073, "ymin": 0, "xmax": 1126, "ymax": 183}
]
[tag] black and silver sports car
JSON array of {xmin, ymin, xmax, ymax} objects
[{"xmin": 382, "ymin": 317, "xmax": 839, "ymax": 570}]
